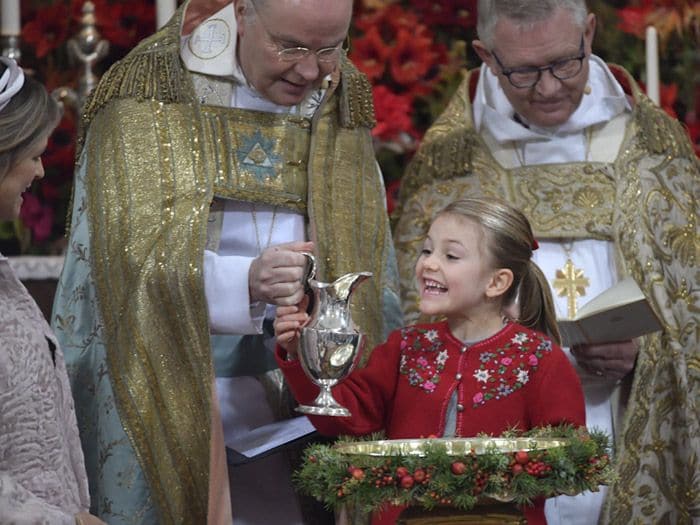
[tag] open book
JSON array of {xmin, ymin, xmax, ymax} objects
[{"xmin": 557, "ymin": 277, "xmax": 663, "ymax": 347}]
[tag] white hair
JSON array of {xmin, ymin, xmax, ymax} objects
[{"xmin": 477, "ymin": 0, "xmax": 588, "ymax": 49}]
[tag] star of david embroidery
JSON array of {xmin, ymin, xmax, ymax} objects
[{"xmin": 238, "ymin": 131, "xmax": 281, "ymax": 182}]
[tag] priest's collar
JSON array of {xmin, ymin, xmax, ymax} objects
[
  {"xmin": 473, "ymin": 55, "xmax": 631, "ymax": 144},
  {"xmin": 180, "ymin": 3, "xmax": 245, "ymax": 83}
]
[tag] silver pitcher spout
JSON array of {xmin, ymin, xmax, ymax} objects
[{"xmin": 307, "ymin": 272, "xmax": 373, "ymax": 332}]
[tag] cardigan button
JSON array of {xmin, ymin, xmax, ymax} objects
[
  {"xmin": 455, "ymin": 373, "xmax": 462, "ymax": 380},
  {"xmin": 456, "ymin": 404, "xmax": 464, "ymax": 412},
  {"xmin": 460, "ymin": 346, "xmax": 467, "ymax": 353}
]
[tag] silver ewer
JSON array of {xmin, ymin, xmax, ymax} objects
[{"xmin": 295, "ymin": 253, "xmax": 372, "ymax": 417}]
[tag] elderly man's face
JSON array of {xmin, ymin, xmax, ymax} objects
[
  {"xmin": 475, "ymin": 8, "xmax": 596, "ymax": 128},
  {"xmin": 234, "ymin": 0, "xmax": 352, "ymax": 106}
]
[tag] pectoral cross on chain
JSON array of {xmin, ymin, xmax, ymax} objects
[{"xmin": 553, "ymin": 259, "xmax": 590, "ymax": 318}]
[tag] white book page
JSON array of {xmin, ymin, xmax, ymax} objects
[{"xmin": 226, "ymin": 415, "xmax": 316, "ymax": 458}]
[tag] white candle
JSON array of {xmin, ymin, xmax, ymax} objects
[
  {"xmin": 1, "ymin": 0, "xmax": 20, "ymax": 35},
  {"xmin": 645, "ymin": 26, "xmax": 660, "ymax": 106},
  {"xmin": 156, "ymin": 0, "xmax": 177, "ymax": 29}
]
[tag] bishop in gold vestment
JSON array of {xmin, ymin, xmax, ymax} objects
[{"xmin": 51, "ymin": 1, "xmax": 402, "ymax": 523}]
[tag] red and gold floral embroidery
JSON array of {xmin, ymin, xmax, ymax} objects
[
  {"xmin": 471, "ymin": 331, "xmax": 553, "ymax": 408},
  {"xmin": 398, "ymin": 327, "xmax": 450, "ymax": 393}
]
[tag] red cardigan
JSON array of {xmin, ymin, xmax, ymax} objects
[{"xmin": 277, "ymin": 321, "xmax": 586, "ymax": 524}]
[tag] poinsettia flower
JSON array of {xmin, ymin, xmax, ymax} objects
[
  {"xmin": 403, "ymin": 41, "xmax": 450, "ymax": 98},
  {"xmin": 100, "ymin": 0, "xmax": 155, "ymax": 49},
  {"xmin": 409, "ymin": 0, "xmax": 477, "ymax": 29},
  {"xmin": 381, "ymin": 5, "xmax": 420, "ymax": 34},
  {"xmin": 349, "ymin": 26, "xmax": 390, "ymax": 82},
  {"xmin": 19, "ymin": 193, "xmax": 54, "ymax": 243},
  {"xmin": 389, "ymin": 28, "xmax": 436, "ymax": 86},
  {"xmin": 616, "ymin": 4, "xmax": 654, "ymax": 38},
  {"xmin": 371, "ymin": 85, "xmax": 415, "ymax": 142},
  {"xmin": 43, "ymin": 115, "xmax": 77, "ymax": 175},
  {"xmin": 22, "ymin": 4, "xmax": 71, "ymax": 58},
  {"xmin": 354, "ymin": 4, "xmax": 419, "ymax": 35}
]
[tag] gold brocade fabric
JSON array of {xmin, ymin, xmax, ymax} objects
[
  {"xmin": 394, "ymin": 67, "xmax": 699, "ymax": 524},
  {"xmin": 79, "ymin": 5, "xmax": 386, "ymax": 523},
  {"xmin": 201, "ymin": 106, "xmax": 309, "ymax": 211},
  {"xmin": 86, "ymin": 99, "xmax": 213, "ymax": 524}
]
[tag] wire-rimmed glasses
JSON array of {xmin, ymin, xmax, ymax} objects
[{"xmin": 251, "ymin": 1, "xmax": 344, "ymax": 64}]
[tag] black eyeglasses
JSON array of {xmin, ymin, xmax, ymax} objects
[{"xmin": 492, "ymin": 36, "xmax": 586, "ymax": 89}]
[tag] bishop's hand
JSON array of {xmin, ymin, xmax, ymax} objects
[{"xmin": 249, "ymin": 241, "xmax": 314, "ymax": 307}]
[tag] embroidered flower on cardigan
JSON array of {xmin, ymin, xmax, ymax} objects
[
  {"xmin": 472, "ymin": 331, "xmax": 552, "ymax": 408},
  {"xmin": 399, "ymin": 327, "xmax": 449, "ymax": 393}
]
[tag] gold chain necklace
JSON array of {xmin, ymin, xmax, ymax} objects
[{"xmin": 251, "ymin": 203, "xmax": 277, "ymax": 255}]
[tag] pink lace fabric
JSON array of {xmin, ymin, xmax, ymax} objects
[{"xmin": 0, "ymin": 256, "xmax": 90, "ymax": 524}]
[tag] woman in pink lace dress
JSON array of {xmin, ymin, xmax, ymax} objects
[{"xmin": 0, "ymin": 57, "xmax": 105, "ymax": 525}]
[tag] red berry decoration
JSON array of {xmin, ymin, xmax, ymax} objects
[
  {"xmin": 396, "ymin": 466, "xmax": 409, "ymax": 478},
  {"xmin": 451, "ymin": 461, "xmax": 467, "ymax": 475},
  {"xmin": 351, "ymin": 468, "xmax": 365, "ymax": 480},
  {"xmin": 512, "ymin": 463, "xmax": 524, "ymax": 475},
  {"xmin": 413, "ymin": 468, "xmax": 426, "ymax": 483},
  {"xmin": 515, "ymin": 450, "xmax": 530, "ymax": 465},
  {"xmin": 400, "ymin": 475, "xmax": 415, "ymax": 489}
]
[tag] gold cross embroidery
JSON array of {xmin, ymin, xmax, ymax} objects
[{"xmin": 553, "ymin": 259, "xmax": 590, "ymax": 318}]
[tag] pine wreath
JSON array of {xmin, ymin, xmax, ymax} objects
[{"xmin": 295, "ymin": 425, "xmax": 614, "ymax": 515}]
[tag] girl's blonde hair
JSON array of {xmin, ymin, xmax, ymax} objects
[
  {"xmin": 0, "ymin": 70, "xmax": 61, "ymax": 183},
  {"xmin": 438, "ymin": 198, "xmax": 561, "ymax": 345}
]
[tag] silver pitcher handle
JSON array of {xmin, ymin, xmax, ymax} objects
[{"xmin": 300, "ymin": 251, "xmax": 317, "ymax": 283}]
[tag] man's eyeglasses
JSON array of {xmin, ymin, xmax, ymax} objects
[
  {"xmin": 275, "ymin": 45, "xmax": 343, "ymax": 64},
  {"xmin": 251, "ymin": 1, "xmax": 344, "ymax": 64},
  {"xmin": 492, "ymin": 36, "xmax": 586, "ymax": 89}
]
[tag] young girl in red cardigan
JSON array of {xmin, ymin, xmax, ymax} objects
[{"xmin": 274, "ymin": 198, "xmax": 585, "ymax": 524}]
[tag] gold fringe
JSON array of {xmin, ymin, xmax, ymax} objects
[
  {"xmin": 398, "ymin": 128, "xmax": 481, "ymax": 202},
  {"xmin": 635, "ymin": 96, "xmax": 696, "ymax": 158},
  {"xmin": 339, "ymin": 55, "xmax": 376, "ymax": 129},
  {"xmin": 79, "ymin": 30, "xmax": 190, "ymax": 154}
]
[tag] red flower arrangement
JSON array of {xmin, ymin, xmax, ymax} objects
[
  {"xmin": 0, "ymin": 0, "xmax": 162, "ymax": 255},
  {"xmin": 606, "ymin": 0, "xmax": 699, "ymax": 154},
  {"xmin": 350, "ymin": 2, "xmax": 464, "ymax": 150},
  {"xmin": 2, "ymin": 0, "xmax": 697, "ymax": 254}
]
